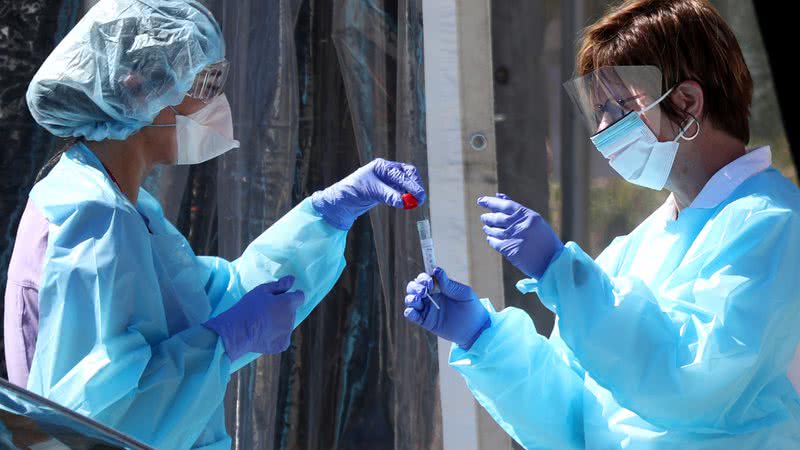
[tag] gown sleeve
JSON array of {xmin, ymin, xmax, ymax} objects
[
  {"xmin": 525, "ymin": 202, "xmax": 800, "ymax": 432},
  {"xmin": 197, "ymin": 198, "xmax": 348, "ymax": 371},
  {"xmin": 449, "ymin": 300, "xmax": 591, "ymax": 449}
]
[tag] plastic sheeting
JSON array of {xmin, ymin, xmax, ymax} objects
[
  {"xmin": 331, "ymin": 0, "xmax": 441, "ymax": 447},
  {"xmin": 208, "ymin": 2, "xmax": 303, "ymax": 449},
  {"xmin": 271, "ymin": 1, "xmax": 440, "ymax": 448}
]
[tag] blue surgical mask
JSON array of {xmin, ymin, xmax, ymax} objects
[{"xmin": 590, "ymin": 88, "xmax": 698, "ymax": 191}]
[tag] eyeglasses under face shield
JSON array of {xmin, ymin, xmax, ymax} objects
[{"xmin": 562, "ymin": 65, "xmax": 667, "ymax": 135}]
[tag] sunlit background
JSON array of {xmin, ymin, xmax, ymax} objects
[{"xmin": 0, "ymin": 1, "xmax": 793, "ymax": 449}]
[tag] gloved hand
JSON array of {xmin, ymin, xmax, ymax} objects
[
  {"xmin": 478, "ymin": 194, "xmax": 563, "ymax": 279},
  {"xmin": 203, "ymin": 275, "xmax": 304, "ymax": 360},
  {"xmin": 403, "ymin": 267, "xmax": 490, "ymax": 350},
  {"xmin": 312, "ymin": 158, "xmax": 426, "ymax": 230}
]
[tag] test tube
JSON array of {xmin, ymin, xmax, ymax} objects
[{"xmin": 416, "ymin": 219, "xmax": 440, "ymax": 310}]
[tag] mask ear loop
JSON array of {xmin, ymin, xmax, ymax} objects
[
  {"xmin": 637, "ymin": 87, "xmax": 676, "ymax": 137},
  {"xmin": 640, "ymin": 87, "xmax": 676, "ymax": 114},
  {"xmin": 146, "ymin": 106, "xmax": 180, "ymax": 128},
  {"xmin": 677, "ymin": 112, "xmax": 701, "ymax": 141}
]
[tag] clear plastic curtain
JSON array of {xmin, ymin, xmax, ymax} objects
[
  {"xmin": 150, "ymin": 0, "xmax": 440, "ymax": 447},
  {"xmin": 204, "ymin": 1, "xmax": 303, "ymax": 449},
  {"xmin": 332, "ymin": 0, "xmax": 441, "ymax": 448},
  {"xmin": 272, "ymin": 1, "xmax": 440, "ymax": 447}
]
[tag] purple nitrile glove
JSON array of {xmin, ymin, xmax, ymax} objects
[
  {"xmin": 203, "ymin": 275, "xmax": 304, "ymax": 360},
  {"xmin": 478, "ymin": 193, "xmax": 563, "ymax": 279},
  {"xmin": 403, "ymin": 267, "xmax": 490, "ymax": 350},
  {"xmin": 311, "ymin": 158, "xmax": 426, "ymax": 230}
]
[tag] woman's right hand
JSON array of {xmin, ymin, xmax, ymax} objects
[
  {"xmin": 403, "ymin": 268, "xmax": 490, "ymax": 350},
  {"xmin": 311, "ymin": 158, "xmax": 426, "ymax": 230}
]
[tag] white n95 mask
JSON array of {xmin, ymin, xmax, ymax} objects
[
  {"xmin": 151, "ymin": 93, "xmax": 240, "ymax": 165},
  {"xmin": 175, "ymin": 93, "xmax": 240, "ymax": 165},
  {"xmin": 590, "ymin": 88, "xmax": 698, "ymax": 191}
]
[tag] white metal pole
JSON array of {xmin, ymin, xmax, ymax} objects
[{"xmin": 422, "ymin": 0, "xmax": 511, "ymax": 449}]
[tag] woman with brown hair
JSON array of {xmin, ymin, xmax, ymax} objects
[{"xmin": 404, "ymin": 1, "xmax": 800, "ymax": 448}]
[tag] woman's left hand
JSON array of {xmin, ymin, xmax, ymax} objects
[
  {"xmin": 479, "ymin": 194, "xmax": 563, "ymax": 279},
  {"xmin": 312, "ymin": 158, "xmax": 426, "ymax": 230}
]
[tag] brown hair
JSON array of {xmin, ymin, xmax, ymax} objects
[{"xmin": 577, "ymin": 0, "xmax": 753, "ymax": 142}]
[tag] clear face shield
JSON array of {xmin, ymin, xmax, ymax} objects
[
  {"xmin": 562, "ymin": 65, "xmax": 667, "ymax": 136},
  {"xmin": 186, "ymin": 59, "xmax": 231, "ymax": 102},
  {"xmin": 562, "ymin": 66, "xmax": 697, "ymax": 191}
]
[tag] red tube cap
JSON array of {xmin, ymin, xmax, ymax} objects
[{"xmin": 402, "ymin": 193, "xmax": 419, "ymax": 210}]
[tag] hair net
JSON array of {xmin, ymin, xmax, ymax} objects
[{"xmin": 26, "ymin": 0, "xmax": 225, "ymax": 141}]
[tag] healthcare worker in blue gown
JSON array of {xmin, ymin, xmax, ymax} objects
[
  {"xmin": 404, "ymin": 0, "xmax": 800, "ymax": 448},
  {"xmin": 2, "ymin": 1, "xmax": 425, "ymax": 449}
]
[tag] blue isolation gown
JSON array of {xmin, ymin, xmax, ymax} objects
[
  {"xmin": 451, "ymin": 162, "xmax": 800, "ymax": 448},
  {"xmin": 26, "ymin": 143, "xmax": 348, "ymax": 449}
]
